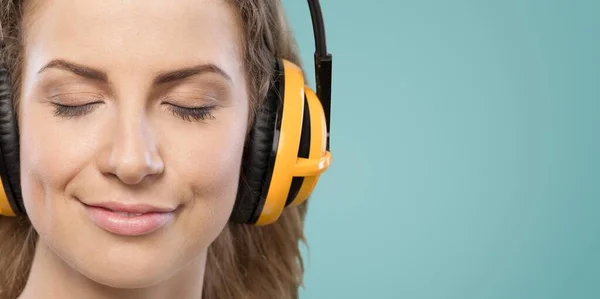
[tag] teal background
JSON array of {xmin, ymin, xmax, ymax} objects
[{"xmin": 282, "ymin": 0, "xmax": 600, "ymax": 298}]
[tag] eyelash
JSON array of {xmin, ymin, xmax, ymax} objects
[
  {"xmin": 165, "ymin": 104, "xmax": 216, "ymax": 122},
  {"xmin": 51, "ymin": 102, "xmax": 216, "ymax": 122},
  {"xmin": 52, "ymin": 102, "xmax": 102, "ymax": 118}
]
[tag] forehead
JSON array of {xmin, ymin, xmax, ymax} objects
[{"xmin": 23, "ymin": 0, "xmax": 242, "ymax": 79}]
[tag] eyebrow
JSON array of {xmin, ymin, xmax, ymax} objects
[
  {"xmin": 37, "ymin": 59, "xmax": 232, "ymax": 85},
  {"xmin": 153, "ymin": 63, "xmax": 232, "ymax": 85},
  {"xmin": 38, "ymin": 59, "xmax": 107, "ymax": 82}
]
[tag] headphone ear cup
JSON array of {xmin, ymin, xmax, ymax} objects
[
  {"xmin": 231, "ymin": 58, "xmax": 329, "ymax": 226},
  {"xmin": 230, "ymin": 60, "xmax": 284, "ymax": 224},
  {"xmin": 0, "ymin": 66, "xmax": 24, "ymax": 216}
]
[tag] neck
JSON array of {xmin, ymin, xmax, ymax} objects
[{"xmin": 18, "ymin": 242, "xmax": 206, "ymax": 299}]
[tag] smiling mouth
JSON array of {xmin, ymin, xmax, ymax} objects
[{"xmin": 79, "ymin": 201, "xmax": 178, "ymax": 236}]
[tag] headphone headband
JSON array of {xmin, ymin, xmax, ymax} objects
[
  {"xmin": 307, "ymin": 0, "xmax": 328, "ymax": 57},
  {"xmin": 307, "ymin": 0, "xmax": 332, "ymax": 151}
]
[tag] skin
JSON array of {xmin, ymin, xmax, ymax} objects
[{"xmin": 16, "ymin": 0, "xmax": 249, "ymax": 298}]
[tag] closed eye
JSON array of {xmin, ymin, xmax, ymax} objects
[
  {"xmin": 164, "ymin": 103, "xmax": 217, "ymax": 122},
  {"xmin": 51, "ymin": 101, "xmax": 104, "ymax": 118}
]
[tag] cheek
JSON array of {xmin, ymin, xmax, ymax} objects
[
  {"xmin": 165, "ymin": 105, "xmax": 249, "ymax": 252},
  {"xmin": 176, "ymin": 112, "xmax": 248, "ymax": 205},
  {"xmin": 18, "ymin": 102, "xmax": 97, "ymax": 222}
]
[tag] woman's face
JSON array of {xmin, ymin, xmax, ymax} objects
[{"xmin": 18, "ymin": 0, "xmax": 248, "ymax": 288}]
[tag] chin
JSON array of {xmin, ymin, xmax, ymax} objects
[
  {"xmin": 36, "ymin": 228, "xmax": 157, "ymax": 289},
  {"xmin": 78, "ymin": 259, "xmax": 179, "ymax": 289},
  {"xmin": 55, "ymin": 213, "xmax": 210, "ymax": 289},
  {"xmin": 80, "ymin": 263, "xmax": 168, "ymax": 289},
  {"xmin": 71, "ymin": 241, "xmax": 186, "ymax": 289},
  {"xmin": 37, "ymin": 199, "xmax": 222, "ymax": 290}
]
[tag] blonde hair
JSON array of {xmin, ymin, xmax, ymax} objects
[{"xmin": 0, "ymin": 1, "xmax": 309, "ymax": 298}]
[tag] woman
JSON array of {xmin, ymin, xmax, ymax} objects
[{"xmin": 0, "ymin": 0, "xmax": 332, "ymax": 298}]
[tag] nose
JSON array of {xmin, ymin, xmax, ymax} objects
[{"xmin": 99, "ymin": 114, "xmax": 165, "ymax": 185}]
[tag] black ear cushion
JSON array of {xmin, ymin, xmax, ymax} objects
[
  {"xmin": 0, "ymin": 67, "xmax": 23, "ymax": 215},
  {"xmin": 230, "ymin": 60, "xmax": 284, "ymax": 224}
]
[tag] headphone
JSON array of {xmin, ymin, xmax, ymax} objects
[{"xmin": 0, "ymin": 0, "xmax": 332, "ymax": 226}]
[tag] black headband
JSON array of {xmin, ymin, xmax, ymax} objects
[{"xmin": 307, "ymin": 0, "xmax": 332, "ymax": 150}]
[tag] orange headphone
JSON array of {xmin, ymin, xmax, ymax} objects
[{"xmin": 0, "ymin": 0, "xmax": 332, "ymax": 226}]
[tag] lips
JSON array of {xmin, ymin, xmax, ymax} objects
[
  {"xmin": 113, "ymin": 211, "xmax": 144, "ymax": 217},
  {"xmin": 81, "ymin": 201, "xmax": 177, "ymax": 236},
  {"xmin": 85, "ymin": 201, "xmax": 177, "ymax": 214}
]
